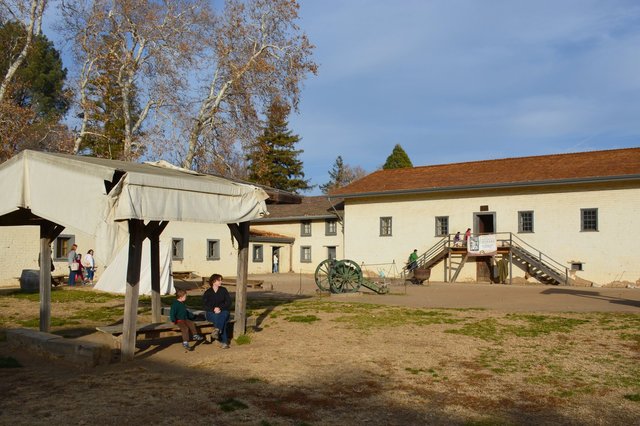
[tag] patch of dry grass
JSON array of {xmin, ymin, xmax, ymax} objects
[{"xmin": 0, "ymin": 292, "xmax": 639, "ymax": 425}]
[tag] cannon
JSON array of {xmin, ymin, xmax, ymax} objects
[{"xmin": 314, "ymin": 259, "xmax": 389, "ymax": 294}]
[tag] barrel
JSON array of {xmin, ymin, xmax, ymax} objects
[{"xmin": 19, "ymin": 269, "xmax": 40, "ymax": 293}]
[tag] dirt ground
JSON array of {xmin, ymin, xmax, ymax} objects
[{"xmin": 0, "ymin": 274, "xmax": 639, "ymax": 425}]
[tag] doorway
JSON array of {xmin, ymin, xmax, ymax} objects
[
  {"xmin": 473, "ymin": 212, "xmax": 496, "ymax": 282},
  {"xmin": 474, "ymin": 213, "xmax": 495, "ymax": 234},
  {"xmin": 327, "ymin": 246, "xmax": 336, "ymax": 260},
  {"xmin": 271, "ymin": 247, "xmax": 280, "ymax": 273}
]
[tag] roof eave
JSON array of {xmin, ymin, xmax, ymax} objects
[
  {"xmin": 334, "ymin": 174, "xmax": 640, "ymax": 199},
  {"xmin": 249, "ymin": 235, "xmax": 295, "ymax": 244},
  {"xmin": 254, "ymin": 214, "xmax": 339, "ymax": 223}
]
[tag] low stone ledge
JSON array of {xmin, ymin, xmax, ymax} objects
[{"xmin": 6, "ymin": 328, "xmax": 112, "ymax": 367}]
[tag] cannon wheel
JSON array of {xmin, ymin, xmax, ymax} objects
[
  {"xmin": 330, "ymin": 260, "xmax": 362, "ymax": 293},
  {"xmin": 314, "ymin": 259, "xmax": 334, "ymax": 291}
]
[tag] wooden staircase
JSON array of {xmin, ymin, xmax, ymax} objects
[
  {"xmin": 508, "ymin": 243, "xmax": 570, "ymax": 285},
  {"xmin": 403, "ymin": 233, "xmax": 571, "ymax": 285}
]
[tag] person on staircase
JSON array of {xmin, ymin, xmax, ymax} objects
[{"xmin": 408, "ymin": 249, "xmax": 419, "ymax": 271}]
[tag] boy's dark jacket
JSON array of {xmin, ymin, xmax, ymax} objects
[{"xmin": 169, "ymin": 299, "xmax": 195, "ymax": 323}]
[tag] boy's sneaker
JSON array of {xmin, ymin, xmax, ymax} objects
[
  {"xmin": 182, "ymin": 342, "xmax": 193, "ymax": 351},
  {"xmin": 193, "ymin": 334, "xmax": 204, "ymax": 341},
  {"xmin": 220, "ymin": 343, "xmax": 230, "ymax": 349}
]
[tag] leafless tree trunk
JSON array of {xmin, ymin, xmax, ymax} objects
[
  {"xmin": 0, "ymin": 0, "xmax": 47, "ymax": 104},
  {"xmin": 181, "ymin": 0, "xmax": 317, "ymax": 171},
  {"xmin": 60, "ymin": 0, "xmax": 208, "ymax": 160}
]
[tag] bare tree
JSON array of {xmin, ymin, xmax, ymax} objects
[
  {"xmin": 181, "ymin": 0, "xmax": 317, "ymax": 172},
  {"xmin": 59, "ymin": 0, "xmax": 210, "ymax": 160},
  {"xmin": 0, "ymin": 0, "xmax": 47, "ymax": 104}
]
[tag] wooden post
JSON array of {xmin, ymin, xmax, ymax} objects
[
  {"xmin": 39, "ymin": 222, "xmax": 64, "ymax": 332},
  {"xmin": 228, "ymin": 221, "xmax": 250, "ymax": 337},
  {"xmin": 509, "ymin": 233, "xmax": 513, "ymax": 285},
  {"xmin": 147, "ymin": 221, "xmax": 168, "ymax": 323},
  {"xmin": 121, "ymin": 219, "xmax": 145, "ymax": 362}
]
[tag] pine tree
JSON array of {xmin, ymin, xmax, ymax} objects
[
  {"xmin": 247, "ymin": 99, "xmax": 312, "ymax": 193},
  {"xmin": 383, "ymin": 144, "xmax": 413, "ymax": 169},
  {"xmin": 320, "ymin": 155, "xmax": 367, "ymax": 194},
  {"xmin": 0, "ymin": 21, "xmax": 68, "ymax": 118}
]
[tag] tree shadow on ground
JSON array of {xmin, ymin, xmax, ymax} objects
[
  {"xmin": 0, "ymin": 341, "xmax": 630, "ymax": 426},
  {"xmin": 541, "ymin": 288, "xmax": 640, "ymax": 308}
]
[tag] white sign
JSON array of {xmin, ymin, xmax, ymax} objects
[{"xmin": 467, "ymin": 234, "xmax": 497, "ymax": 256}]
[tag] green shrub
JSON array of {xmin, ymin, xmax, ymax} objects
[{"xmin": 235, "ymin": 334, "xmax": 251, "ymax": 345}]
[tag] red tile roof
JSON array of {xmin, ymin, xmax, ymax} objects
[{"xmin": 330, "ymin": 148, "xmax": 640, "ymax": 197}]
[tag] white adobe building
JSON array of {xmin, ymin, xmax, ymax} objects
[
  {"xmin": 0, "ymin": 197, "xmax": 343, "ymax": 286},
  {"xmin": 2, "ymin": 148, "xmax": 637, "ymax": 288},
  {"xmin": 329, "ymin": 147, "xmax": 640, "ymax": 286},
  {"xmin": 250, "ymin": 196, "xmax": 344, "ymax": 274}
]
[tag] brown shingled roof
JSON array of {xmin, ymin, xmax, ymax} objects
[
  {"xmin": 259, "ymin": 195, "xmax": 343, "ymax": 220},
  {"xmin": 330, "ymin": 147, "xmax": 640, "ymax": 197},
  {"xmin": 250, "ymin": 229, "xmax": 291, "ymax": 239}
]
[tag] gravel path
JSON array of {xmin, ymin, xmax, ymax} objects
[{"xmin": 249, "ymin": 272, "xmax": 640, "ymax": 312}]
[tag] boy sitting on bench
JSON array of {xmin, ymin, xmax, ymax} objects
[{"xmin": 170, "ymin": 289, "xmax": 204, "ymax": 351}]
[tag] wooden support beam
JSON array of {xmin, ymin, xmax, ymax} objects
[
  {"xmin": 228, "ymin": 222, "xmax": 250, "ymax": 337},
  {"xmin": 121, "ymin": 219, "xmax": 145, "ymax": 362},
  {"xmin": 38, "ymin": 222, "xmax": 64, "ymax": 332},
  {"xmin": 146, "ymin": 221, "xmax": 168, "ymax": 323}
]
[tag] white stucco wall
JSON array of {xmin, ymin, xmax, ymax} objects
[
  {"xmin": 343, "ymin": 183, "xmax": 640, "ymax": 285},
  {"xmin": 0, "ymin": 218, "xmax": 345, "ymax": 286},
  {"xmin": 251, "ymin": 219, "xmax": 344, "ymax": 274},
  {"xmin": 0, "ymin": 226, "xmax": 100, "ymax": 286}
]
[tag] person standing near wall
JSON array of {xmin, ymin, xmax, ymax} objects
[
  {"xmin": 83, "ymin": 249, "xmax": 95, "ymax": 285},
  {"xmin": 272, "ymin": 251, "xmax": 279, "ymax": 273},
  {"xmin": 67, "ymin": 244, "xmax": 78, "ymax": 287}
]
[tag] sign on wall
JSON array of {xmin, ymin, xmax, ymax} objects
[{"xmin": 467, "ymin": 234, "xmax": 497, "ymax": 256}]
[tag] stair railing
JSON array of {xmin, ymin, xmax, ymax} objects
[
  {"xmin": 497, "ymin": 232, "xmax": 569, "ymax": 284},
  {"xmin": 402, "ymin": 236, "xmax": 448, "ymax": 275}
]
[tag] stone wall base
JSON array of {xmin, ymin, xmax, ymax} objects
[{"xmin": 6, "ymin": 328, "xmax": 113, "ymax": 367}]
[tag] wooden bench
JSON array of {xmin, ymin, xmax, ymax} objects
[
  {"xmin": 96, "ymin": 320, "xmax": 218, "ymax": 340},
  {"xmin": 95, "ymin": 307, "xmax": 247, "ymax": 346}
]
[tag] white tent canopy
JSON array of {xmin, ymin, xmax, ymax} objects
[
  {"xmin": 0, "ymin": 150, "xmax": 274, "ymax": 360},
  {"xmin": 0, "ymin": 150, "xmax": 269, "ymax": 264},
  {"xmin": 94, "ymin": 240, "xmax": 173, "ymax": 296}
]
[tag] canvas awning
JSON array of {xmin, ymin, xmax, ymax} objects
[
  {"xmin": 0, "ymin": 150, "xmax": 270, "ymax": 263},
  {"xmin": 0, "ymin": 150, "xmax": 274, "ymax": 360},
  {"xmin": 0, "ymin": 150, "xmax": 269, "ymax": 232}
]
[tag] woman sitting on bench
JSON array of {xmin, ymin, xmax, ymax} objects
[{"xmin": 203, "ymin": 273, "xmax": 232, "ymax": 349}]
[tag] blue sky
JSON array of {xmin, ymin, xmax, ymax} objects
[
  {"xmin": 41, "ymin": 1, "xmax": 640, "ymax": 193},
  {"xmin": 291, "ymin": 0, "xmax": 640, "ymax": 193}
]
